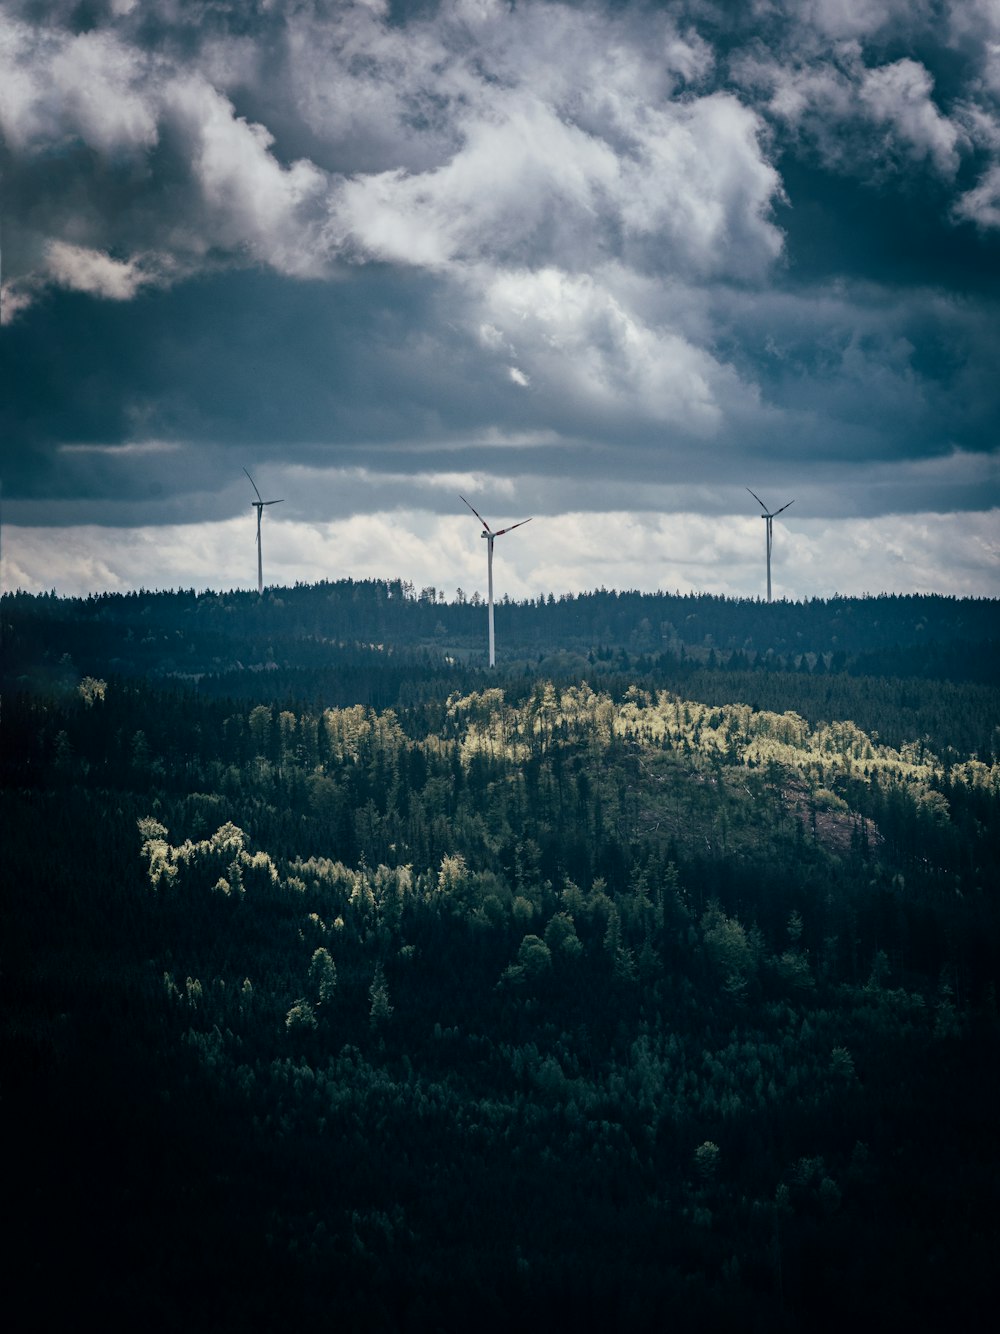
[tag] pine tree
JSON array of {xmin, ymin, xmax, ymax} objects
[
  {"xmin": 309, "ymin": 947, "xmax": 338, "ymax": 1006},
  {"xmin": 369, "ymin": 962, "xmax": 393, "ymax": 1027}
]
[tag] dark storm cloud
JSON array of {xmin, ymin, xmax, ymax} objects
[{"xmin": 1, "ymin": 0, "xmax": 999, "ymax": 531}]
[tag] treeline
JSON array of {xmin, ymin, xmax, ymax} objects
[{"xmin": 4, "ymin": 582, "xmax": 998, "ymax": 684}]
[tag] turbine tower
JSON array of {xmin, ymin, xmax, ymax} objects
[
  {"xmin": 244, "ymin": 468, "xmax": 284, "ymax": 595},
  {"xmin": 460, "ymin": 496, "xmax": 531, "ymax": 667},
  {"xmin": 747, "ymin": 488, "xmax": 793, "ymax": 603}
]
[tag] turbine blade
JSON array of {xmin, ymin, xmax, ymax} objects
[
  {"xmin": 746, "ymin": 487, "xmax": 767, "ymax": 513},
  {"xmin": 460, "ymin": 494, "xmax": 491, "ymax": 532},
  {"xmin": 494, "ymin": 518, "xmax": 532, "ymax": 536},
  {"xmin": 774, "ymin": 500, "xmax": 794, "ymax": 517},
  {"xmin": 262, "ymin": 499, "xmax": 284, "ymax": 506},
  {"xmin": 243, "ymin": 467, "xmax": 263, "ymax": 504}
]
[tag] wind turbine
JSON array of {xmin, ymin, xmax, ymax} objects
[
  {"xmin": 244, "ymin": 468, "xmax": 283, "ymax": 594},
  {"xmin": 747, "ymin": 488, "xmax": 793, "ymax": 603},
  {"xmin": 460, "ymin": 496, "xmax": 531, "ymax": 667}
]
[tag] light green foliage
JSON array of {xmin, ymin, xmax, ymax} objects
[
  {"xmin": 812, "ymin": 787, "xmax": 847, "ymax": 812},
  {"xmin": 138, "ymin": 817, "xmax": 177, "ymax": 887},
  {"xmin": 308, "ymin": 948, "xmax": 337, "ymax": 1005},
  {"xmin": 137, "ymin": 817, "xmax": 277, "ymax": 895},
  {"xmin": 210, "ymin": 822, "xmax": 247, "ymax": 855},
  {"xmin": 918, "ymin": 789, "xmax": 951, "ymax": 826},
  {"xmin": 408, "ymin": 682, "xmax": 996, "ymax": 877},
  {"xmin": 77, "ymin": 676, "xmax": 106, "ymax": 706},
  {"xmin": 437, "ymin": 853, "xmax": 468, "ymax": 895},
  {"xmin": 324, "ymin": 704, "xmax": 405, "ymax": 763},
  {"xmin": 285, "ymin": 998, "xmax": 318, "ymax": 1031},
  {"xmin": 291, "ymin": 857, "xmax": 358, "ymax": 897},
  {"xmin": 244, "ymin": 850, "xmax": 278, "ymax": 887},
  {"xmin": 449, "ymin": 688, "xmax": 527, "ymax": 764},
  {"xmin": 605, "ymin": 686, "xmax": 993, "ymax": 795}
]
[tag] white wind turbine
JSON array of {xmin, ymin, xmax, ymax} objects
[
  {"xmin": 244, "ymin": 467, "xmax": 284, "ymax": 594},
  {"xmin": 460, "ymin": 496, "xmax": 532, "ymax": 668},
  {"xmin": 747, "ymin": 488, "xmax": 794, "ymax": 603}
]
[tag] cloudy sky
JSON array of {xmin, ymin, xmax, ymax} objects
[{"xmin": 2, "ymin": 0, "xmax": 998, "ymax": 601}]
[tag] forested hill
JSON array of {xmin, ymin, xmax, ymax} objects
[
  {"xmin": 4, "ymin": 582, "xmax": 998, "ymax": 685},
  {"xmin": 4, "ymin": 580, "xmax": 1000, "ymax": 1330},
  {"xmin": 5, "ymin": 663, "xmax": 1000, "ymax": 1329}
]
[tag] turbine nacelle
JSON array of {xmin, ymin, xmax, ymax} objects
[
  {"xmin": 245, "ymin": 467, "xmax": 283, "ymax": 510},
  {"xmin": 747, "ymin": 487, "xmax": 794, "ymax": 521}
]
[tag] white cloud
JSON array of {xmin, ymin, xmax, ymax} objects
[
  {"xmin": 735, "ymin": 47, "xmax": 963, "ymax": 178},
  {"xmin": 792, "ymin": 0, "xmax": 932, "ymax": 41},
  {"xmin": 476, "ymin": 265, "xmax": 750, "ymax": 434},
  {"xmin": 5, "ymin": 508, "xmax": 997, "ymax": 601},
  {"xmin": 2, "ymin": 0, "xmax": 998, "ymax": 581},
  {"xmin": 734, "ymin": 48, "xmax": 856, "ymax": 136},
  {"xmin": 954, "ymin": 162, "xmax": 1000, "ymax": 228},
  {"xmin": 165, "ymin": 75, "xmax": 329, "ymax": 276},
  {"xmin": 0, "ymin": 15, "xmax": 331, "ymax": 312},
  {"xmin": 946, "ymin": 0, "xmax": 1000, "ymax": 47},
  {"xmin": 327, "ymin": 79, "xmax": 781, "ymax": 281},
  {"xmin": 0, "ymin": 279, "xmax": 38, "ymax": 325},
  {"xmin": 3, "ymin": 240, "xmax": 174, "ymax": 317},
  {"xmin": 58, "ymin": 440, "xmax": 181, "ymax": 456},
  {"xmin": 616, "ymin": 93, "xmax": 784, "ymax": 280},
  {"xmin": 48, "ymin": 28, "xmax": 159, "ymax": 153},
  {"xmin": 859, "ymin": 59, "xmax": 962, "ymax": 176},
  {"xmin": 2, "ymin": 0, "xmax": 781, "ymax": 322},
  {"xmin": 44, "ymin": 241, "xmax": 157, "ymax": 300},
  {"xmin": 980, "ymin": 42, "xmax": 1000, "ymax": 97},
  {"xmin": 0, "ymin": 19, "xmax": 157, "ymax": 153}
]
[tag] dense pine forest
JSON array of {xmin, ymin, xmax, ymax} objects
[{"xmin": 4, "ymin": 583, "xmax": 999, "ymax": 1331}]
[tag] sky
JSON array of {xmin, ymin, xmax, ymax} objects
[{"xmin": 1, "ymin": 0, "xmax": 999, "ymax": 602}]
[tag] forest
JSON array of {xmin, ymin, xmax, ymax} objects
[{"xmin": 4, "ymin": 584, "xmax": 999, "ymax": 1331}]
